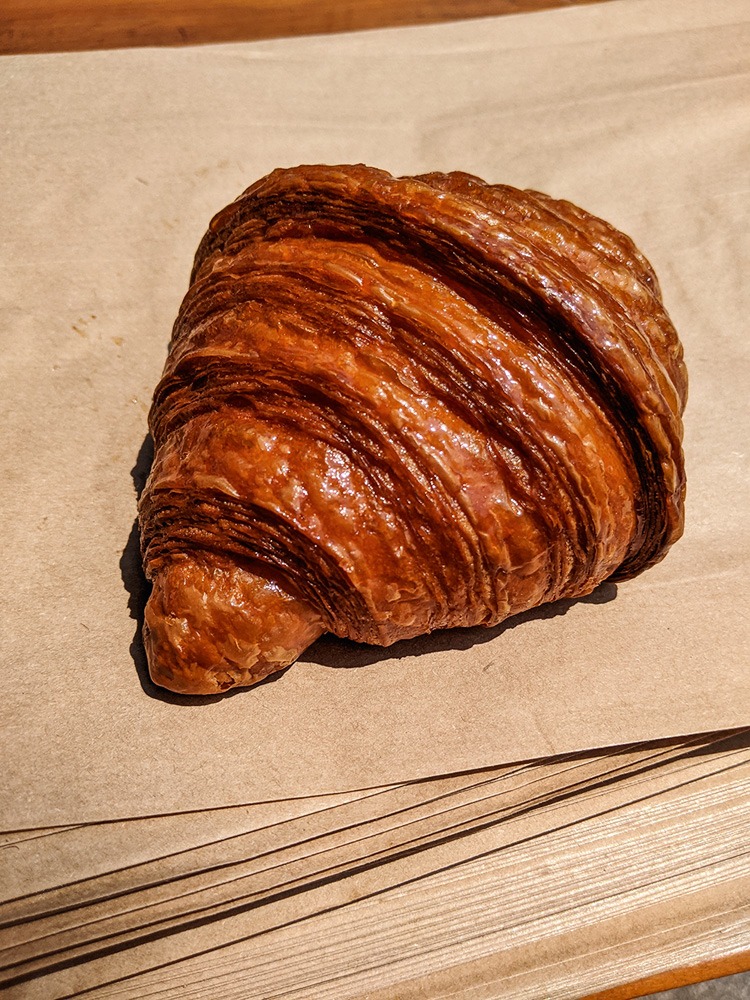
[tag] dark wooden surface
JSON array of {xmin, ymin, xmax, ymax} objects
[
  {"xmin": 582, "ymin": 951, "xmax": 750, "ymax": 999},
  {"xmin": 1, "ymin": 0, "xmax": 606, "ymax": 55}
]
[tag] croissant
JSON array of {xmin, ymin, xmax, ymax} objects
[{"xmin": 139, "ymin": 164, "xmax": 687, "ymax": 696}]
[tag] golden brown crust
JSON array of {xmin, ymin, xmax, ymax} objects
[{"xmin": 139, "ymin": 164, "xmax": 687, "ymax": 695}]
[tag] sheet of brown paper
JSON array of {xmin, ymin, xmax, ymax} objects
[
  {"xmin": 6, "ymin": 733, "xmax": 749, "ymax": 998},
  {"xmin": 5, "ymin": 730, "xmax": 747, "ymax": 994},
  {"xmin": 7, "ymin": 737, "xmax": 702, "ymax": 911},
  {"xmin": 1, "ymin": 0, "xmax": 749, "ymax": 829},
  {"xmin": 0, "ymin": 786, "xmax": 393, "ymax": 905},
  {"xmin": 6, "ymin": 732, "xmax": 732, "ymax": 926}
]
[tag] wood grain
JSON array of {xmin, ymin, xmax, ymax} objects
[
  {"xmin": 0, "ymin": 0, "xmax": 607, "ymax": 55},
  {"xmin": 581, "ymin": 950, "xmax": 750, "ymax": 1000}
]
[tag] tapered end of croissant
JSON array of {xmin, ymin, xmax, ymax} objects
[{"xmin": 143, "ymin": 556, "xmax": 323, "ymax": 695}]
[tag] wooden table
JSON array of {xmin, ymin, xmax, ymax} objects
[{"xmin": 2, "ymin": 0, "xmax": 604, "ymax": 55}]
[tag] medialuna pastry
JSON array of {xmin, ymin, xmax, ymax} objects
[{"xmin": 139, "ymin": 164, "xmax": 687, "ymax": 695}]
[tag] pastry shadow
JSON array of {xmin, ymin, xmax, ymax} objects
[
  {"xmin": 121, "ymin": 433, "xmax": 177, "ymax": 703},
  {"xmin": 121, "ymin": 433, "xmax": 293, "ymax": 703},
  {"xmin": 121, "ymin": 518, "xmax": 223, "ymax": 705},
  {"xmin": 301, "ymin": 581, "xmax": 618, "ymax": 670},
  {"xmin": 120, "ymin": 435, "xmax": 237, "ymax": 705}
]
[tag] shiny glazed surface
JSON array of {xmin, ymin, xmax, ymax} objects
[{"xmin": 139, "ymin": 164, "xmax": 687, "ymax": 695}]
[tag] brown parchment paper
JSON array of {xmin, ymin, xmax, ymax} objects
[
  {"xmin": 8, "ymin": 739, "xmax": 750, "ymax": 1000},
  {"xmin": 1, "ymin": 0, "xmax": 748, "ymax": 828}
]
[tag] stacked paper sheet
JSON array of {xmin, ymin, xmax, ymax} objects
[{"xmin": 3, "ymin": 731, "xmax": 750, "ymax": 996}]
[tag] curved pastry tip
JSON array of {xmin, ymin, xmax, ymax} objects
[{"xmin": 143, "ymin": 555, "xmax": 323, "ymax": 695}]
